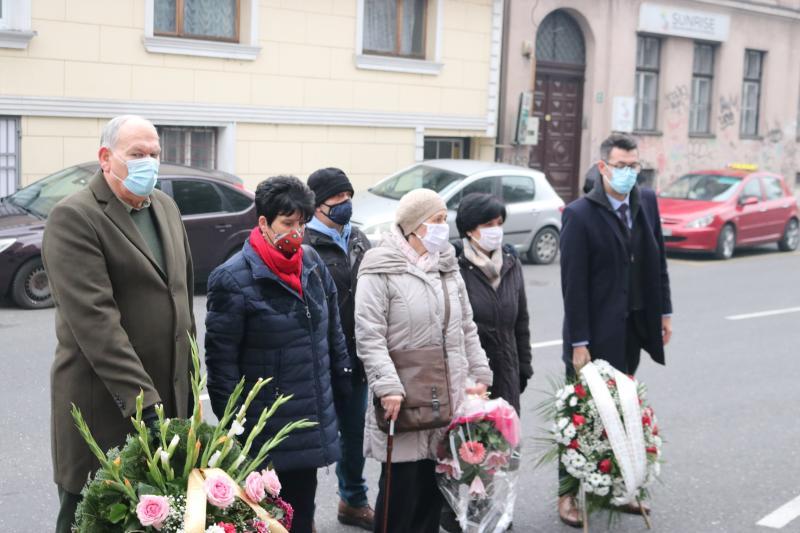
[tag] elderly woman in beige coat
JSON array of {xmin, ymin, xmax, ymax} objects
[{"xmin": 355, "ymin": 188, "xmax": 493, "ymax": 533}]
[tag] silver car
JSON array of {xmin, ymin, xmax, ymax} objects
[{"xmin": 351, "ymin": 159, "xmax": 565, "ymax": 264}]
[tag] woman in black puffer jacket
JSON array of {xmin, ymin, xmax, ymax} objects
[
  {"xmin": 205, "ymin": 175, "xmax": 351, "ymax": 533},
  {"xmin": 454, "ymin": 193, "xmax": 533, "ymax": 413}
]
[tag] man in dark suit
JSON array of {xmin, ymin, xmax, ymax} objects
[
  {"xmin": 557, "ymin": 133, "xmax": 673, "ymax": 527},
  {"xmin": 43, "ymin": 115, "xmax": 195, "ymax": 532}
]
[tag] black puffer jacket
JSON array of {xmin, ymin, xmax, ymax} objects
[
  {"xmin": 303, "ymin": 225, "xmax": 371, "ymax": 381},
  {"xmin": 205, "ymin": 241, "xmax": 350, "ymax": 471},
  {"xmin": 456, "ymin": 243, "xmax": 533, "ymax": 413}
]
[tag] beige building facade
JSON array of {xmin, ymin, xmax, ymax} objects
[
  {"xmin": 497, "ymin": 0, "xmax": 800, "ymax": 201},
  {"xmin": 0, "ymin": 0, "xmax": 503, "ymax": 194}
]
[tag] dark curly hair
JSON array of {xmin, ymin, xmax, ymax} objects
[
  {"xmin": 456, "ymin": 193, "xmax": 507, "ymax": 238},
  {"xmin": 254, "ymin": 175, "xmax": 315, "ymax": 225}
]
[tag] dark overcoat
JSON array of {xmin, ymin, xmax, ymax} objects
[
  {"xmin": 303, "ymin": 225, "xmax": 371, "ymax": 381},
  {"xmin": 42, "ymin": 171, "xmax": 195, "ymax": 494},
  {"xmin": 455, "ymin": 244, "xmax": 532, "ymax": 412},
  {"xmin": 560, "ymin": 183, "xmax": 672, "ymax": 371}
]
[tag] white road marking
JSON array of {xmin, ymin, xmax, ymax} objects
[
  {"xmin": 725, "ymin": 307, "xmax": 800, "ymax": 321},
  {"xmin": 531, "ymin": 339, "xmax": 562, "ymax": 349},
  {"xmin": 757, "ymin": 494, "xmax": 800, "ymax": 529}
]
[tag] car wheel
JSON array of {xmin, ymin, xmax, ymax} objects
[
  {"xmin": 527, "ymin": 227, "xmax": 559, "ymax": 264},
  {"xmin": 714, "ymin": 224, "xmax": 736, "ymax": 260},
  {"xmin": 11, "ymin": 257, "xmax": 54, "ymax": 309},
  {"xmin": 778, "ymin": 218, "xmax": 799, "ymax": 251}
]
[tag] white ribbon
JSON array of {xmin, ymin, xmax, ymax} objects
[{"xmin": 580, "ymin": 361, "xmax": 646, "ymax": 505}]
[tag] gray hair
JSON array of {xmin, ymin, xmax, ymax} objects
[{"xmin": 100, "ymin": 115, "xmax": 154, "ymax": 149}]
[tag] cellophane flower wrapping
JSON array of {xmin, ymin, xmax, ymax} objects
[{"xmin": 435, "ymin": 396, "xmax": 522, "ymax": 533}]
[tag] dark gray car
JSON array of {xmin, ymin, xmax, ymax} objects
[{"xmin": 0, "ymin": 162, "xmax": 255, "ymax": 309}]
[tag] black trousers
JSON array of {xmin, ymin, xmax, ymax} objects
[
  {"xmin": 277, "ymin": 467, "xmax": 318, "ymax": 533},
  {"xmin": 56, "ymin": 486, "xmax": 81, "ymax": 533},
  {"xmin": 374, "ymin": 459, "xmax": 443, "ymax": 533},
  {"xmin": 559, "ymin": 311, "xmax": 649, "ymax": 496}
]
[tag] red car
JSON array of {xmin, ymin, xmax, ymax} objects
[{"xmin": 657, "ymin": 165, "xmax": 799, "ymax": 259}]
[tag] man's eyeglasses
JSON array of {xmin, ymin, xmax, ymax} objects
[{"xmin": 604, "ymin": 160, "xmax": 642, "ymax": 172}]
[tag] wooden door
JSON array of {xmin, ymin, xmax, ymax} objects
[{"xmin": 529, "ymin": 71, "xmax": 584, "ymax": 202}]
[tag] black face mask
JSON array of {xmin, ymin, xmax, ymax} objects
[{"xmin": 323, "ymin": 199, "xmax": 353, "ymax": 225}]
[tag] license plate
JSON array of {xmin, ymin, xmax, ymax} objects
[{"xmin": 662, "ymin": 228, "xmax": 672, "ymax": 236}]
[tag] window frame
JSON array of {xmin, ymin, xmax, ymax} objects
[
  {"xmin": 362, "ymin": 0, "xmax": 429, "ymax": 60},
  {"xmin": 634, "ymin": 35, "xmax": 661, "ymax": 132},
  {"xmin": 423, "ymin": 137, "xmax": 469, "ymax": 160},
  {"xmin": 740, "ymin": 177, "xmax": 763, "ymax": 202},
  {"xmin": 446, "ymin": 176, "xmax": 499, "ymax": 210},
  {"xmin": 154, "ymin": 0, "xmax": 241, "ymax": 43},
  {"xmin": 761, "ymin": 176, "xmax": 785, "ymax": 201},
  {"xmin": 690, "ymin": 43, "xmax": 715, "ymax": 135},
  {"xmin": 157, "ymin": 125, "xmax": 218, "ymax": 170},
  {"xmin": 740, "ymin": 49, "xmax": 765, "ymax": 138}
]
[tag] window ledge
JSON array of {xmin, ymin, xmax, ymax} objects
[
  {"xmin": 688, "ymin": 132, "xmax": 716, "ymax": 139},
  {"xmin": 143, "ymin": 35, "xmax": 260, "ymax": 60},
  {"xmin": 0, "ymin": 29, "xmax": 36, "ymax": 49},
  {"xmin": 355, "ymin": 53, "xmax": 443, "ymax": 75},
  {"xmin": 740, "ymin": 134, "xmax": 764, "ymax": 141},
  {"xmin": 633, "ymin": 130, "xmax": 663, "ymax": 137}
]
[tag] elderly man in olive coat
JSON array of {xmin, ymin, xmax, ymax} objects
[{"xmin": 42, "ymin": 115, "xmax": 195, "ymax": 532}]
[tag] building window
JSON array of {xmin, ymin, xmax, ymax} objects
[
  {"xmin": 0, "ymin": 116, "xmax": 20, "ymax": 197},
  {"xmin": 157, "ymin": 126, "xmax": 217, "ymax": 170},
  {"xmin": 154, "ymin": 0, "xmax": 239, "ymax": 42},
  {"xmin": 635, "ymin": 36, "xmax": 660, "ymax": 132},
  {"xmin": 741, "ymin": 50, "xmax": 764, "ymax": 137},
  {"xmin": 690, "ymin": 43, "xmax": 714, "ymax": 134},
  {"xmin": 363, "ymin": 0, "xmax": 427, "ymax": 59},
  {"xmin": 424, "ymin": 137, "xmax": 469, "ymax": 160}
]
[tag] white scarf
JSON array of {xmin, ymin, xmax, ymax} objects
[{"xmin": 462, "ymin": 238, "xmax": 503, "ymax": 290}]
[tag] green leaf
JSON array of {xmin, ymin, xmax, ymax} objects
[
  {"xmin": 136, "ymin": 482, "xmax": 160, "ymax": 496},
  {"xmin": 107, "ymin": 502, "xmax": 129, "ymax": 524}
]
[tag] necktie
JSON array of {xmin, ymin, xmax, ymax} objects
[{"xmin": 616, "ymin": 204, "xmax": 630, "ymax": 231}]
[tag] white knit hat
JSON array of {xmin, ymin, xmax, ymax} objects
[{"xmin": 395, "ymin": 188, "xmax": 447, "ymax": 236}]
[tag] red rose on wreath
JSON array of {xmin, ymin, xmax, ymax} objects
[
  {"xmin": 646, "ymin": 446, "xmax": 658, "ymax": 455},
  {"xmin": 572, "ymin": 414, "xmax": 586, "ymax": 427},
  {"xmin": 607, "ymin": 379, "xmax": 616, "ymax": 388},
  {"xmin": 642, "ymin": 415, "xmax": 652, "ymax": 427},
  {"xmin": 598, "ymin": 459, "xmax": 612, "ymax": 474},
  {"xmin": 652, "ymin": 425, "xmax": 659, "ymax": 436},
  {"xmin": 574, "ymin": 384, "xmax": 587, "ymax": 398},
  {"xmin": 568, "ymin": 439, "xmax": 580, "ymax": 450}
]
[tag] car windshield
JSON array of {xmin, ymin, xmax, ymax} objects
[
  {"xmin": 369, "ymin": 165, "xmax": 466, "ymax": 200},
  {"xmin": 7, "ymin": 165, "xmax": 95, "ymax": 217},
  {"xmin": 659, "ymin": 174, "xmax": 742, "ymax": 202}
]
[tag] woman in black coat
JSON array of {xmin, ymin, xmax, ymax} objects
[
  {"xmin": 454, "ymin": 193, "xmax": 533, "ymax": 413},
  {"xmin": 205, "ymin": 175, "xmax": 352, "ymax": 533}
]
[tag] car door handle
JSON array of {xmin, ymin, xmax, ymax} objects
[{"xmin": 214, "ymin": 223, "xmax": 233, "ymax": 231}]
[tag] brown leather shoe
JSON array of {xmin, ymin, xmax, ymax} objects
[
  {"xmin": 337, "ymin": 500, "xmax": 375, "ymax": 530},
  {"xmin": 558, "ymin": 494, "xmax": 583, "ymax": 528}
]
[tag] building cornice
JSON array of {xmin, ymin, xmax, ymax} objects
[{"xmin": 0, "ymin": 95, "xmax": 491, "ymax": 132}]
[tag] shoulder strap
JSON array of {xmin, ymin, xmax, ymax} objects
[{"xmin": 440, "ymin": 273, "xmax": 450, "ymax": 348}]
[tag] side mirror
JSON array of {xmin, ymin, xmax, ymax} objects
[{"xmin": 739, "ymin": 196, "xmax": 759, "ymax": 206}]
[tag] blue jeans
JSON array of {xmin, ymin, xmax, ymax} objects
[{"xmin": 336, "ymin": 376, "xmax": 369, "ymax": 507}]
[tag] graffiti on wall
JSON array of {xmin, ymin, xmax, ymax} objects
[{"xmin": 636, "ymin": 84, "xmax": 799, "ymax": 189}]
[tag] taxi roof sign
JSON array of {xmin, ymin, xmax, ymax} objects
[{"xmin": 727, "ymin": 163, "xmax": 758, "ymax": 171}]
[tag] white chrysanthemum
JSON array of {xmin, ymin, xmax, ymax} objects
[
  {"xmin": 654, "ymin": 436, "xmax": 663, "ymax": 448},
  {"xmin": 555, "ymin": 399, "xmax": 565, "ymax": 411},
  {"xmin": 596, "ymin": 486, "xmax": 610, "ymax": 497},
  {"xmin": 564, "ymin": 425, "xmax": 577, "ymax": 439},
  {"xmin": 600, "ymin": 474, "xmax": 612, "ymax": 486},
  {"xmin": 572, "ymin": 454, "xmax": 587, "ymax": 468},
  {"xmin": 569, "ymin": 396, "xmax": 578, "ymax": 407},
  {"xmin": 205, "ymin": 526, "xmax": 226, "ymax": 533},
  {"xmin": 584, "ymin": 482, "xmax": 595, "ymax": 493},
  {"xmin": 557, "ymin": 417, "xmax": 570, "ymax": 430}
]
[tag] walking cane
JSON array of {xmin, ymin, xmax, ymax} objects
[{"xmin": 381, "ymin": 419, "xmax": 395, "ymax": 533}]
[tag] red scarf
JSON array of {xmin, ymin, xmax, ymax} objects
[{"xmin": 249, "ymin": 226, "xmax": 303, "ymax": 297}]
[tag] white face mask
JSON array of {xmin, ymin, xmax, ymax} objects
[
  {"xmin": 473, "ymin": 226, "xmax": 503, "ymax": 251},
  {"xmin": 418, "ymin": 223, "xmax": 451, "ymax": 254}
]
